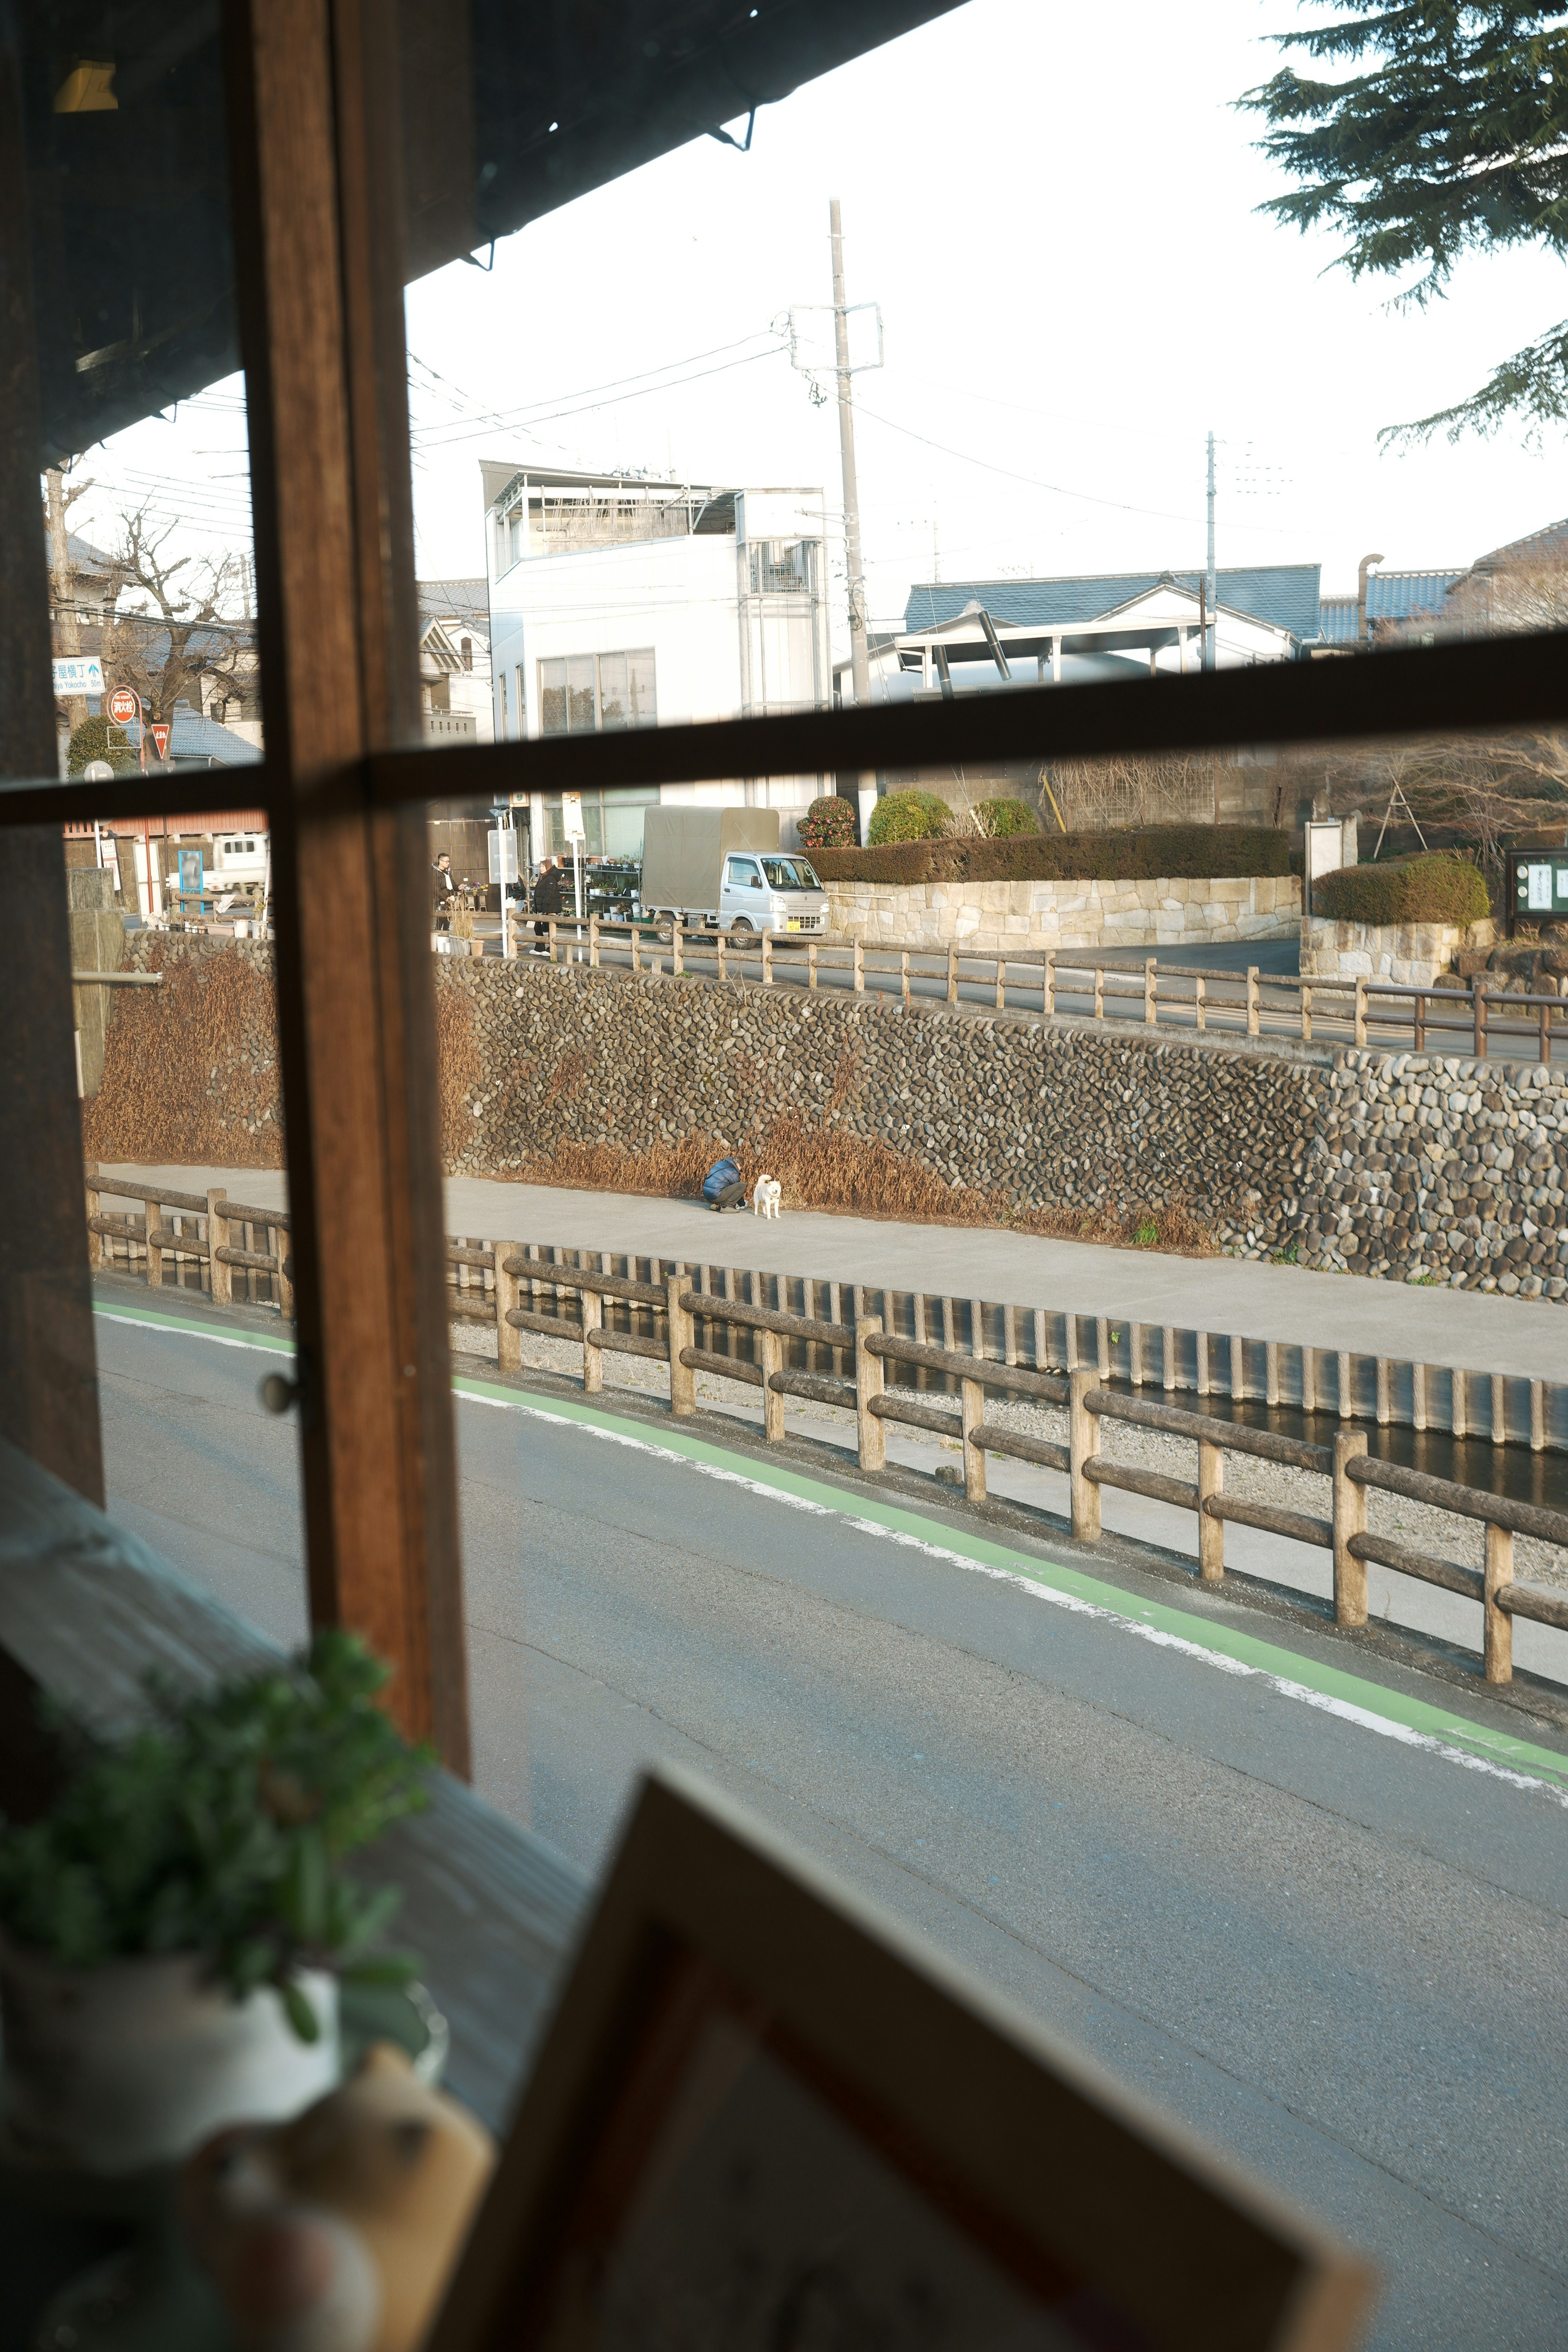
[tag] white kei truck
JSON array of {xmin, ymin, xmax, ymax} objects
[{"xmin": 639, "ymin": 808, "xmax": 830, "ymax": 941}]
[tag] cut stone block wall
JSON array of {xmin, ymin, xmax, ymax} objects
[
  {"xmin": 1300, "ymin": 914, "xmax": 1495, "ymax": 988},
  {"xmin": 823, "ymin": 872, "xmax": 1301, "ymax": 955}
]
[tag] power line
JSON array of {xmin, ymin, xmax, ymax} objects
[
  {"xmin": 848, "ymin": 397, "xmax": 1299, "ymax": 539},
  {"xmin": 408, "ymin": 336, "xmax": 786, "ymax": 450}
]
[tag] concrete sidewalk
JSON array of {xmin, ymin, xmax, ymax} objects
[{"xmin": 95, "ymin": 1159, "xmax": 1566, "ymax": 1381}]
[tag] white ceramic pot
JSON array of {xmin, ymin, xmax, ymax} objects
[{"xmin": 0, "ymin": 1945, "xmax": 339, "ymax": 2174}]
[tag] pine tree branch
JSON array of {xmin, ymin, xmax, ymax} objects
[{"xmin": 1379, "ymin": 315, "xmax": 1568, "ymax": 443}]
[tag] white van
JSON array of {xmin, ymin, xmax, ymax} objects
[
  {"xmin": 716, "ymin": 849, "xmax": 828, "ymax": 939},
  {"xmin": 641, "ymin": 808, "xmax": 829, "ymax": 940}
]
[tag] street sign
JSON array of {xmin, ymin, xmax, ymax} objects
[
  {"xmin": 561, "ymin": 790, "xmax": 586, "ymax": 843},
  {"xmin": 82, "ymin": 760, "xmax": 115, "ymax": 783},
  {"xmin": 488, "ymin": 826, "xmax": 519, "ymax": 885},
  {"xmin": 107, "ymin": 686, "xmax": 138, "ymax": 726},
  {"xmin": 150, "ymin": 722, "xmax": 171, "ymax": 759},
  {"xmin": 53, "ymin": 655, "xmax": 104, "ymax": 696}
]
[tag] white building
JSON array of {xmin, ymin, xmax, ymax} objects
[
  {"xmin": 481, "ymin": 465, "xmax": 832, "ymax": 858},
  {"xmin": 418, "ymin": 579, "xmax": 493, "ymax": 744}
]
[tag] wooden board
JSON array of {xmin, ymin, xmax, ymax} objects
[{"xmin": 430, "ymin": 1767, "xmax": 1374, "ymax": 2352}]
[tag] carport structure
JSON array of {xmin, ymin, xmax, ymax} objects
[{"xmin": 895, "ymin": 580, "xmax": 1302, "ymax": 690}]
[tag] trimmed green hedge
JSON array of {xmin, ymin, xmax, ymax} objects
[
  {"xmin": 866, "ymin": 789, "xmax": 952, "ymax": 846},
  {"xmin": 808, "ymin": 826, "xmax": 1293, "ymax": 886},
  {"xmin": 1312, "ymin": 853, "xmax": 1490, "ymax": 929}
]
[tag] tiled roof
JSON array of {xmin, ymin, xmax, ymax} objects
[
  {"xmin": 418, "ymin": 577, "xmax": 490, "ymax": 634},
  {"xmin": 1470, "ymin": 516, "xmax": 1568, "ymax": 573},
  {"xmin": 905, "ymin": 564, "xmax": 1323, "ymax": 644},
  {"xmin": 1319, "ymin": 570, "xmax": 1462, "ymax": 643},
  {"xmin": 125, "ymin": 706, "xmax": 261, "ymax": 766}
]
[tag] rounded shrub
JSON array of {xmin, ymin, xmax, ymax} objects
[
  {"xmin": 1313, "ymin": 852, "xmax": 1490, "ymax": 930},
  {"xmin": 976, "ymin": 797, "xmax": 1039, "ymax": 838},
  {"xmin": 799, "ymin": 794, "xmax": 858, "ymax": 850},
  {"xmin": 67, "ymin": 716, "xmax": 138, "ymax": 776},
  {"xmin": 866, "ymin": 790, "xmax": 952, "ymax": 847}
]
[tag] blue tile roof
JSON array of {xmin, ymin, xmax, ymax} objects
[
  {"xmin": 124, "ymin": 707, "xmax": 262, "ymax": 766},
  {"xmin": 904, "ymin": 564, "xmax": 1323, "ymax": 644},
  {"xmin": 1318, "ymin": 570, "xmax": 1462, "ymax": 643}
]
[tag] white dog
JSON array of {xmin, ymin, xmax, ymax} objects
[{"xmin": 751, "ymin": 1174, "xmax": 782, "ymax": 1220}]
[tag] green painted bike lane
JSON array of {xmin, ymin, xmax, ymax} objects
[{"xmin": 91, "ymin": 1298, "xmax": 1568, "ymax": 1801}]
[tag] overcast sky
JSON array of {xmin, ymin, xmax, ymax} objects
[{"xmin": 76, "ymin": 0, "xmax": 1568, "ymax": 643}]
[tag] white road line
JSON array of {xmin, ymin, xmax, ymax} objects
[{"xmin": 461, "ymin": 1385, "xmax": 1568, "ymax": 1809}]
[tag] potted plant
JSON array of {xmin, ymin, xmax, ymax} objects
[{"xmin": 0, "ymin": 1631, "xmax": 429, "ymax": 2175}]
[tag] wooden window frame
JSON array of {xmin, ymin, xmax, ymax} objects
[{"xmin": 4, "ymin": 0, "xmax": 1568, "ymax": 1780}]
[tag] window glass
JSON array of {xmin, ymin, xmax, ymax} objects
[
  {"xmin": 566, "ymin": 655, "xmax": 597, "ymax": 733},
  {"xmin": 598, "ymin": 650, "xmax": 629, "ymax": 729},
  {"xmin": 725, "ymin": 856, "xmax": 763, "ymax": 889},
  {"xmin": 539, "ymin": 659, "xmax": 566, "ymax": 735}
]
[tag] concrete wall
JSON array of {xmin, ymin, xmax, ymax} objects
[
  {"xmin": 1300, "ymin": 915, "xmax": 1496, "ymax": 987},
  {"xmin": 823, "ymin": 873, "xmax": 1301, "ymax": 955}
]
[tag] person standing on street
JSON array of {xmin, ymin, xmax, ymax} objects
[
  {"xmin": 431, "ymin": 851, "xmax": 457, "ymax": 932},
  {"xmin": 532, "ymin": 856, "xmax": 566, "ymax": 944}
]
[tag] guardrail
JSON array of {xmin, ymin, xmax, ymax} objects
[
  {"xmin": 81, "ymin": 1175, "xmax": 1567, "ymax": 1684},
  {"xmin": 84, "ymin": 1173, "xmax": 294, "ymax": 1316},
  {"xmin": 84, "ymin": 1172, "xmax": 1567, "ymax": 1456},
  {"xmin": 505, "ymin": 913, "xmax": 1566, "ymax": 1062},
  {"xmin": 488, "ymin": 1251, "xmax": 1568, "ymax": 1689}
]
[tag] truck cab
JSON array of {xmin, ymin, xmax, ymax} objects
[{"xmin": 718, "ymin": 851, "xmax": 828, "ymax": 938}]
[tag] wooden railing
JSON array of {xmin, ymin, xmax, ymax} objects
[
  {"xmin": 80, "ymin": 1174, "xmax": 1567, "ymax": 1686},
  {"xmin": 84, "ymin": 1173, "xmax": 294, "ymax": 1316},
  {"xmin": 481, "ymin": 1255, "xmax": 1567, "ymax": 1690},
  {"xmin": 84, "ymin": 1174, "xmax": 1568, "ymax": 1455},
  {"xmin": 508, "ymin": 915, "xmax": 1565, "ymax": 1061}
]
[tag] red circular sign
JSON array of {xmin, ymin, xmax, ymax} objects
[{"xmin": 107, "ymin": 687, "xmax": 138, "ymax": 726}]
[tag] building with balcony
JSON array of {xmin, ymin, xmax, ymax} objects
[{"xmin": 481, "ymin": 465, "xmax": 832, "ymax": 858}]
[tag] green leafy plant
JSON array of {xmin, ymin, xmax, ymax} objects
[
  {"xmin": 1132, "ymin": 1218, "xmax": 1160, "ymax": 1248},
  {"xmin": 1312, "ymin": 852, "xmax": 1490, "ymax": 929},
  {"xmin": 67, "ymin": 716, "xmax": 138, "ymax": 777},
  {"xmin": 1242, "ymin": 3, "xmax": 1568, "ymax": 442},
  {"xmin": 866, "ymin": 790, "xmax": 952, "ymax": 847},
  {"xmin": 974, "ymin": 797, "xmax": 1040, "ymax": 838},
  {"xmin": 0, "ymin": 1632, "xmax": 429, "ymax": 2041},
  {"xmin": 799, "ymin": 795, "xmax": 858, "ymax": 850}
]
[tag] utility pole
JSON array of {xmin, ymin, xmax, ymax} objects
[
  {"xmin": 829, "ymin": 198, "xmax": 878, "ymax": 839},
  {"xmin": 1204, "ymin": 430, "xmax": 1217, "ymax": 673},
  {"xmin": 45, "ymin": 468, "xmax": 90, "ymax": 747}
]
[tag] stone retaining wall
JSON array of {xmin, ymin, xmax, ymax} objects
[
  {"xmin": 1289, "ymin": 1050, "xmax": 1568, "ymax": 1298},
  {"xmin": 441, "ymin": 957, "xmax": 1316, "ymax": 1239},
  {"xmin": 80, "ymin": 937, "xmax": 1568, "ymax": 1300},
  {"xmin": 1299, "ymin": 913, "xmax": 1495, "ymax": 988},
  {"xmin": 823, "ymin": 872, "xmax": 1300, "ymax": 955}
]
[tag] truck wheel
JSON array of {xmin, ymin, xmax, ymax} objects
[
  {"xmin": 657, "ymin": 918, "xmax": 674, "ymax": 945},
  {"xmin": 728, "ymin": 918, "xmax": 754, "ymax": 944}
]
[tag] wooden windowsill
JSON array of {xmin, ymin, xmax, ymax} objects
[{"xmin": 0, "ymin": 1439, "xmax": 588, "ymax": 2136}]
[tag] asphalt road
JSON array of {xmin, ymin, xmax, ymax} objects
[{"xmin": 94, "ymin": 1297, "xmax": 1568, "ymax": 2350}]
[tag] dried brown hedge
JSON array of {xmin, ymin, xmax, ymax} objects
[
  {"xmin": 491, "ymin": 1122, "xmax": 1214, "ymax": 1256},
  {"xmin": 82, "ymin": 939, "xmax": 284, "ymax": 1167},
  {"xmin": 808, "ymin": 825, "xmax": 1291, "ymax": 886}
]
